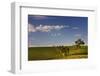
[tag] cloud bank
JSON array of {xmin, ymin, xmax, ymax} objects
[{"xmin": 28, "ymin": 24, "xmax": 67, "ymax": 32}]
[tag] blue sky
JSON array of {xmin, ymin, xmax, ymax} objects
[{"xmin": 28, "ymin": 15, "xmax": 88, "ymax": 47}]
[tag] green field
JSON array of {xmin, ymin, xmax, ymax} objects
[{"xmin": 28, "ymin": 46, "xmax": 88, "ymax": 61}]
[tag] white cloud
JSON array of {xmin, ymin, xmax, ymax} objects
[
  {"xmin": 28, "ymin": 24, "xmax": 36, "ymax": 32},
  {"xmin": 54, "ymin": 25, "xmax": 63, "ymax": 30},
  {"xmin": 28, "ymin": 24, "xmax": 66, "ymax": 32},
  {"xmin": 36, "ymin": 25, "xmax": 53, "ymax": 32}
]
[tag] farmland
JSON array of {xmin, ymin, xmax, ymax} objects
[{"xmin": 28, "ymin": 46, "xmax": 88, "ymax": 61}]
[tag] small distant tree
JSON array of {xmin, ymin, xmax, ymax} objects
[{"xmin": 75, "ymin": 39, "xmax": 85, "ymax": 48}]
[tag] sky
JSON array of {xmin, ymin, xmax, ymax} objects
[{"xmin": 28, "ymin": 15, "xmax": 88, "ymax": 47}]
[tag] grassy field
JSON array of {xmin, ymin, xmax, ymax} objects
[{"xmin": 28, "ymin": 46, "xmax": 88, "ymax": 61}]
